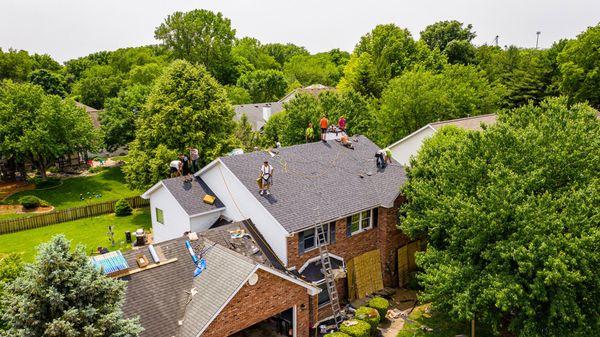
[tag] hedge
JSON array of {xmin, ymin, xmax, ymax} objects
[
  {"xmin": 19, "ymin": 196, "xmax": 48, "ymax": 210},
  {"xmin": 355, "ymin": 306, "xmax": 380, "ymax": 334},
  {"xmin": 368, "ymin": 296, "xmax": 389, "ymax": 318},
  {"xmin": 339, "ymin": 320, "xmax": 370, "ymax": 337}
]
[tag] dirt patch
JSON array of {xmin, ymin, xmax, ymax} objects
[
  {"xmin": 0, "ymin": 204, "xmax": 54, "ymax": 215},
  {"xmin": 378, "ymin": 289, "xmax": 419, "ymax": 337},
  {"xmin": 0, "ymin": 181, "xmax": 35, "ymax": 201}
]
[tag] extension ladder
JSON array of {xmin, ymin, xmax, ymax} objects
[{"xmin": 315, "ymin": 223, "xmax": 343, "ymax": 326}]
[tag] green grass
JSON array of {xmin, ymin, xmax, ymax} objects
[
  {"xmin": 397, "ymin": 305, "xmax": 496, "ymax": 337},
  {"xmin": 3, "ymin": 167, "xmax": 140, "ymax": 216},
  {"xmin": 0, "ymin": 208, "xmax": 150, "ymax": 261}
]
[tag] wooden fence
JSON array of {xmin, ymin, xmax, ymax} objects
[{"xmin": 0, "ymin": 196, "xmax": 149, "ymax": 235}]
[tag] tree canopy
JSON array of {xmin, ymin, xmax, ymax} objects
[
  {"xmin": 0, "ymin": 235, "xmax": 142, "ymax": 336},
  {"xmin": 420, "ymin": 20, "xmax": 476, "ymax": 51},
  {"xmin": 400, "ymin": 97, "xmax": 600, "ymax": 336},
  {"xmin": 124, "ymin": 60, "xmax": 236, "ymax": 189},
  {"xmin": 236, "ymin": 69, "xmax": 288, "ymax": 103},
  {"xmin": 154, "ymin": 9, "xmax": 236, "ymax": 84}
]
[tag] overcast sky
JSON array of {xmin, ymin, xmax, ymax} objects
[{"xmin": 1, "ymin": 0, "xmax": 598, "ymax": 63}]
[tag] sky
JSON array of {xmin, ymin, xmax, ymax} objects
[{"xmin": 0, "ymin": 0, "xmax": 599, "ymax": 63}]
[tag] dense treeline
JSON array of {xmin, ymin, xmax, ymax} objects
[{"xmin": 1, "ymin": 11, "xmax": 599, "ymax": 185}]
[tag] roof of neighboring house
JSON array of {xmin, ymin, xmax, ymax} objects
[
  {"xmin": 144, "ymin": 176, "xmax": 224, "ymax": 216},
  {"xmin": 234, "ymin": 101, "xmax": 284, "ymax": 131},
  {"xmin": 279, "ymin": 84, "xmax": 335, "ymax": 103},
  {"xmin": 74, "ymin": 101, "xmax": 101, "ymax": 129},
  {"xmin": 300, "ymin": 256, "xmax": 344, "ymax": 283},
  {"xmin": 121, "ymin": 223, "xmax": 317, "ymax": 337},
  {"xmin": 219, "ymin": 135, "xmax": 407, "ymax": 233},
  {"xmin": 429, "ymin": 113, "xmax": 497, "ymax": 131}
]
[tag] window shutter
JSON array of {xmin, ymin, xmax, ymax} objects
[
  {"xmin": 372, "ymin": 208, "xmax": 379, "ymax": 228},
  {"xmin": 330, "ymin": 222, "xmax": 336, "ymax": 244},
  {"xmin": 298, "ymin": 231, "xmax": 305, "ymax": 255},
  {"xmin": 346, "ymin": 216, "xmax": 352, "ymax": 237}
]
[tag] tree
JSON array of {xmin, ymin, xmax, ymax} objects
[
  {"xmin": 234, "ymin": 114, "xmax": 259, "ymax": 151},
  {"xmin": 154, "ymin": 9, "xmax": 236, "ymax": 84},
  {"xmin": 374, "ymin": 64, "xmax": 501, "ymax": 146},
  {"xmin": 72, "ymin": 65, "xmax": 123, "ymax": 109},
  {"xmin": 420, "ymin": 20, "xmax": 476, "ymax": 51},
  {"xmin": 232, "ymin": 37, "xmax": 280, "ymax": 71},
  {"xmin": 224, "ymin": 85, "xmax": 251, "ymax": 104},
  {"xmin": 444, "ymin": 39, "xmax": 476, "ymax": 65},
  {"xmin": 0, "ymin": 235, "xmax": 142, "ymax": 336},
  {"xmin": 557, "ymin": 23, "xmax": 600, "ymax": 108},
  {"xmin": 236, "ymin": 69, "xmax": 288, "ymax": 102},
  {"xmin": 337, "ymin": 52, "xmax": 381, "ymax": 97},
  {"xmin": 28, "ymin": 69, "xmax": 66, "ymax": 97},
  {"xmin": 0, "ymin": 48, "xmax": 34, "ymax": 81},
  {"xmin": 124, "ymin": 60, "xmax": 237, "ymax": 189},
  {"xmin": 125, "ymin": 63, "xmax": 164, "ymax": 86},
  {"xmin": 0, "ymin": 80, "xmax": 100, "ymax": 179},
  {"xmin": 0, "ymin": 254, "xmax": 23, "ymax": 331},
  {"xmin": 283, "ymin": 53, "xmax": 342, "ymax": 86},
  {"xmin": 100, "ymin": 85, "xmax": 150, "ymax": 151},
  {"xmin": 263, "ymin": 43, "xmax": 309, "ymax": 67},
  {"xmin": 400, "ymin": 97, "xmax": 600, "ymax": 336}
]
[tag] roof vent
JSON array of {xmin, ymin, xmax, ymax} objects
[{"xmin": 248, "ymin": 272, "xmax": 259, "ymax": 286}]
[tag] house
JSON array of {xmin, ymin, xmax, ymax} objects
[
  {"xmin": 233, "ymin": 84, "xmax": 336, "ymax": 131},
  {"xmin": 387, "ymin": 114, "xmax": 498, "ymax": 166},
  {"xmin": 74, "ymin": 101, "xmax": 101, "ymax": 129},
  {"xmin": 142, "ymin": 134, "xmax": 421, "ymax": 331},
  {"xmin": 117, "ymin": 221, "xmax": 319, "ymax": 337}
]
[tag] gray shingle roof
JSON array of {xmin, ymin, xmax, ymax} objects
[
  {"xmin": 234, "ymin": 102, "xmax": 284, "ymax": 131},
  {"xmin": 220, "ymin": 135, "xmax": 407, "ymax": 233},
  {"xmin": 162, "ymin": 176, "xmax": 224, "ymax": 216},
  {"xmin": 179, "ymin": 243, "xmax": 257, "ymax": 337}
]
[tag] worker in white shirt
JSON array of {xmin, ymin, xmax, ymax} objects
[
  {"xmin": 259, "ymin": 161, "xmax": 274, "ymax": 195},
  {"xmin": 169, "ymin": 159, "xmax": 182, "ymax": 178}
]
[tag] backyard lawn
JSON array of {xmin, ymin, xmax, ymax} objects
[
  {"xmin": 397, "ymin": 304, "xmax": 496, "ymax": 337},
  {"xmin": 0, "ymin": 208, "xmax": 150, "ymax": 261},
  {"xmin": 1, "ymin": 166, "xmax": 141, "ymax": 219}
]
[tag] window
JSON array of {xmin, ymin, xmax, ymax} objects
[
  {"xmin": 349, "ymin": 209, "xmax": 373, "ymax": 235},
  {"xmin": 155, "ymin": 208, "xmax": 164, "ymax": 224},
  {"xmin": 317, "ymin": 282, "xmax": 331, "ymax": 306},
  {"xmin": 298, "ymin": 222, "xmax": 334, "ymax": 254}
]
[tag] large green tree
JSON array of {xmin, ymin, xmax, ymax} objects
[
  {"xmin": 28, "ymin": 69, "xmax": 66, "ymax": 97},
  {"xmin": 72, "ymin": 65, "xmax": 123, "ymax": 109},
  {"xmin": 557, "ymin": 23, "xmax": 600, "ymax": 108},
  {"xmin": 374, "ymin": 64, "xmax": 501, "ymax": 146},
  {"xmin": 232, "ymin": 37, "xmax": 280, "ymax": 71},
  {"xmin": 154, "ymin": 9, "xmax": 236, "ymax": 84},
  {"xmin": 420, "ymin": 20, "xmax": 476, "ymax": 52},
  {"xmin": 283, "ymin": 53, "xmax": 342, "ymax": 86},
  {"xmin": 263, "ymin": 43, "xmax": 309, "ymax": 67},
  {"xmin": 0, "ymin": 80, "xmax": 100, "ymax": 179},
  {"xmin": 401, "ymin": 97, "xmax": 600, "ymax": 336},
  {"xmin": 0, "ymin": 235, "xmax": 142, "ymax": 336},
  {"xmin": 0, "ymin": 254, "xmax": 22, "ymax": 331},
  {"xmin": 124, "ymin": 60, "xmax": 237, "ymax": 189},
  {"xmin": 236, "ymin": 69, "xmax": 288, "ymax": 102}
]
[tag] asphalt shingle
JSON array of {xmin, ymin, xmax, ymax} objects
[
  {"xmin": 162, "ymin": 176, "xmax": 224, "ymax": 216},
  {"xmin": 220, "ymin": 135, "xmax": 407, "ymax": 233}
]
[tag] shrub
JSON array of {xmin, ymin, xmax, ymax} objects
[
  {"xmin": 88, "ymin": 166, "xmax": 105, "ymax": 174},
  {"xmin": 355, "ymin": 306, "xmax": 380, "ymax": 334},
  {"xmin": 19, "ymin": 196, "xmax": 48, "ymax": 209},
  {"xmin": 31, "ymin": 177, "xmax": 61, "ymax": 189},
  {"xmin": 339, "ymin": 320, "xmax": 370, "ymax": 337},
  {"xmin": 367, "ymin": 297, "xmax": 389, "ymax": 318},
  {"xmin": 114, "ymin": 198, "xmax": 132, "ymax": 216},
  {"xmin": 324, "ymin": 333, "xmax": 351, "ymax": 337}
]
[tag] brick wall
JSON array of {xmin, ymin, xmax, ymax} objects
[
  {"xmin": 286, "ymin": 196, "xmax": 411, "ymax": 291},
  {"xmin": 202, "ymin": 269, "xmax": 314, "ymax": 337}
]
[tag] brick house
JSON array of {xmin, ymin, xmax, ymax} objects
[{"xmin": 141, "ymin": 134, "xmax": 414, "ymax": 335}]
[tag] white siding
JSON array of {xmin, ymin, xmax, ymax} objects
[
  {"xmin": 200, "ymin": 161, "xmax": 290, "ymax": 266},
  {"xmin": 150, "ymin": 186, "xmax": 191, "ymax": 243},
  {"xmin": 389, "ymin": 126, "xmax": 436, "ymax": 166},
  {"xmin": 190, "ymin": 210, "xmax": 224, "ymax": 233}
]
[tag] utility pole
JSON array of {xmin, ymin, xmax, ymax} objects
[
  {"xmin": 494, "ymin": 35, "xmax": 499, "ymax": 47},
  {"xmin": 536, "ymin": 31, "xmax": 541, "ymax": 49}
]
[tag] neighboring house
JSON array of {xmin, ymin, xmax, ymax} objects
[
  {"xmin": 143, "ymin": 134, "xmax": 421, "ymax": 330},
  {"xmin": 74, "ymin": 101, "xmax": 128, "ymax": 158},
  {"xmin": 387, "ymin": 114, "xmax": 498, "ymax": 166},
  {"xmin": 118, "ymin": 221, "xmax": 319, "ymax": 337},
  {"xmin": 233, "ymin": 84, "xmax": 336, "ymax": 131}
]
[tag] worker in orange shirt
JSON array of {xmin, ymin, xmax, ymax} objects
[{"xmin": 319, "ymin": 116, "xmax": 329, "ymax": 142}]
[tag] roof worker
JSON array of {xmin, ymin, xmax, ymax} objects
[
  {"xmin": 169, "ymin": 158, "xmax": 182, "ymax": 178},
  {"xmin": 188, "ymin": 147, "xmax": 199, "ymax": 173},
  {"xmin": 375, "ymin": 149, "xmax": 387, "ymax": 169},
  {"xmin": 385, "ymin": 148, "xmax": 393, "ymax": 164},
  {"xmin": 259, "ymin": 160, "xmax": 274, "ymax": 196},
  {"xmin": 319, "ymin": 115, "xmax": 329, "ymax": 142},
  {"xmin": 339, "ymin": 134, "xmax": 354, "ymax": 149},
  {"xmin": 305, "ymin": 122, "xmax": 314, "ymax": 143},
  {"xmin": 178, "ymin": 153, "xmax": 192, "ymax": 182},
  {"xmin": 338, "ymin": 115, "xmax": 347, "ymax": 133}
]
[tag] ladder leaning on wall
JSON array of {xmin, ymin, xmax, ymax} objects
[{"xmin": 315, "ymin": 222, "xmax": 343, "ymax": 326}]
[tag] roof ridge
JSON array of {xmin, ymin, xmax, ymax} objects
[{"xmin": 429, "ymin": 113, "xmax": 497, "ymax": 126}]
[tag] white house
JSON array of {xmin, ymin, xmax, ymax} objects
[{"xmin": 387, "ymin": 114, "xmax": 498, "ymax": 166}]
